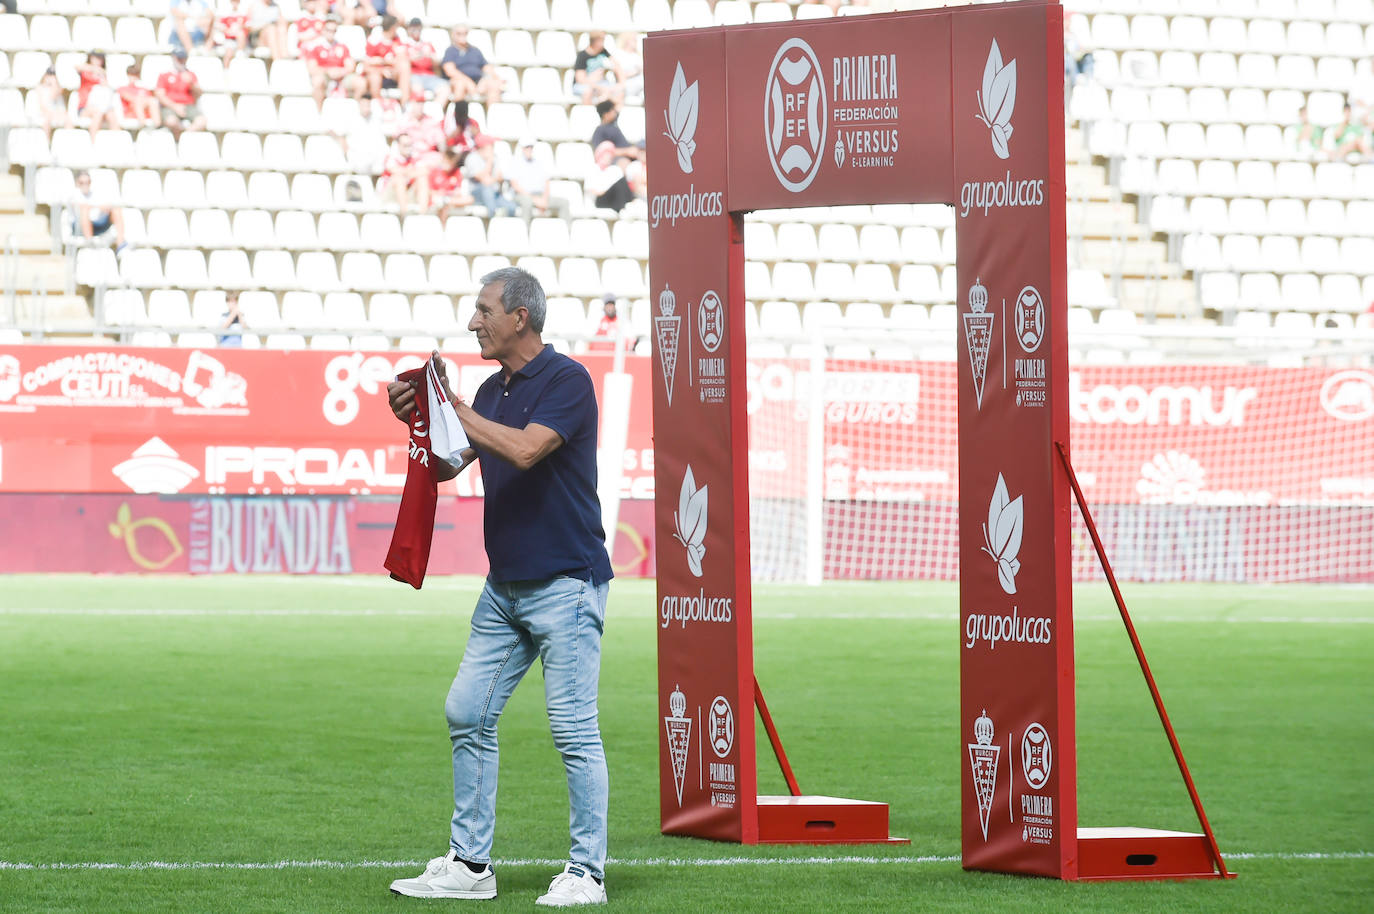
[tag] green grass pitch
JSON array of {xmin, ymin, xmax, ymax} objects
[{"xmin": 1, "ymin": 575, "xmax": 1370, "ymax": 912}]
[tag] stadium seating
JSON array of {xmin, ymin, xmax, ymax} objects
[{"xmin": 1, "ymin": 0, "xmax": 1372, "ymax": 357}]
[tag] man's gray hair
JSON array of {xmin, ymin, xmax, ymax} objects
[{"xmin": 480, "ymin": 266, "xmax": 547, "ymax": 333}]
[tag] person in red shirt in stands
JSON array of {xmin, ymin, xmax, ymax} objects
[
  {"xmin": 156, "ymin": 48, "xmax": 207, "ymax": 139},
  {"xmin": 444, "ymin": 99, "xmax": 482, "ymax": 157},
  {"xmin": 419, "ymin": 147, "xmax": 474, "ymax": 221},
  {"xmin": 404, "ymin": 17, "xmax": 447, "ymax": 104},
  {"xmin": 363, "ymin": 15, "xmax": 412, "ymax": 105},
  {"xmin": 294, "ymin": 0, "xmax": 330, "ymax": 53},
  {"xmin": 379, "ymin": 132, "xmax": 423, "ymax": 215},
  {"xmin": 116, "ymin": 63, "xmax": 160, "ymax": 128},
  {"xmin": 399, "ymin": 98, "xmax": 446, "ymax": 155},
  {"xmin": 305, "ymin": 17, "xmax": 363, "ymax": 111},
  {"xmin": 75, "ymin": 51, "xmax": 121, "ymax": 140},
  {"xmin": 214, "ymin": 0, "xmax": 251, "ymax": 65},
  {"xmin": 588, "ymin": 293, "xmax": 634, "ymax": 351}
]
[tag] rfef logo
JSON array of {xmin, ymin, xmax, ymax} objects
[
  {"xmin": 975, "ymin": 39, "xmax": 1016, "ymax": 159},
  {"xmin": 765, "ymin": 38, "xmax": 827, "ymax": 192}
]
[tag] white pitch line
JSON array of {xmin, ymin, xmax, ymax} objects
[{"xmin": 0, "ymin": 851, "xmax": 1369, "ymax": 871}]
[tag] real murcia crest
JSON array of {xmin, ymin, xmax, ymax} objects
[
  {"xmin": 968, "ymin": 709, "xmax": 1001, "ymax": 841},
  {"xmin": 962, "ymin": 278, "xmax": 994, "ymax": 409},
  {"xmin": 975, "ymin": 39, "xmax": 1016, "ymax": 159},
  {"xmin": 673, "ymin": 464, "xmax": 708, "ymax": 577},
  {"xmin": 664, "ymin": 62, "xmax": 699, "ymax": 174},
  {"xmin": 982, "ymin": 472, "xmax": 1023, "ymax": 595},
  {"xmin": 654, "ymin": 284, "xmax": 682, "ymax": 406},
  {"xmin": 664, "ymin": 684, "xmax": 692, "ymax": 806}
]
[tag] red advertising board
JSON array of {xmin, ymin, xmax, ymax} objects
[
  {"xmin": 0, "ymin": 493, "xmax": 657, "ymax": 578},
  {"xmin": 0, "ymin": 345, "xmax": 655, "ymax": 500},
  {"xmin": 646, "ymin": 27, "xmax": 758, "ymax": 843},
  {"xmin": 951, "ymin": 1, "xmax": 1072, "ymax": 877}
]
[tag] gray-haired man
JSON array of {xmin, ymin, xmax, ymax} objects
[{"xmin": 386, "ymin": 268, "xmax": 613, "ymax": 906}]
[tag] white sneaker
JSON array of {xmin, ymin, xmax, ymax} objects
[
  {"xmin": 389, "ymin": 852, "xmax": 497, "ymax": 899},
  {"xmin": 535, "ymin": 863, "xmax": 606, "ymax": 907}
]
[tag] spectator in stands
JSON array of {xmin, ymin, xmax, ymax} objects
[
  {"xmin": 614, "ymin": 32, "xmax": 643, "ymax": 104},
  {"xmin": 364, "ymin": 15, "xmax": 413, "ymax": 106},
  {"xmin": 117, "ymin": 64, "xmax": 161, "ymax": 128},
  {"xmin": 338, "ymin": 0, "xmax": 380, "ymax": 26},
  {"xmin": 573, "ymin": 30, "xmax": 623, "ymax": 105},
  {"xmin": 219, "ymin": 290, "xmax": 248, "ymax": 346},
  {"xmin": 505, "ymin": 136, "xmax": 569, "ymax": 222},
  {"xmin": 1352, "ymin": 58, "xmax": 1374, "ymax": 124},
  {"xmin": 400, "ymin": 98, "xmax": 446, "ymax": 155},
  {"xmin": 628, "ymin": 142, "xmax": 646, "ymax": 197},
  {"xmin": 1063, "ymin": 11, "xmax": 1094, "ymax": 93},
  {"xmin": 248, "ymin": 0, "xmax": 287, "ymax": 60},
  {"xmin": 441, "ymin": 25, "xmax": 503, "ymax": 106},
  {"xmin": 156, "ymin": 49, "xmax": 208, "ymax": 139},
  {"xmin": 587, "ymin": 140, "xmax": 634, "ymax": 214},
  {"xmin": 420, "ymin": 147, "xmax": 474, "ymax": 221},
  {"xmin": 306, "ymin": 17, "xmax": 363, "ymax": 112},
  {"xmin": 405, "ymin": 18, "xmax": 448, "ymax": 105},
  {"xmin": 170, "ymin": 0, "xmax": 216, "ymax": 53},
  {"xmin": 331, "ymin": 93, "xmax": 391, "ymax": 172},
  {"xmin": 588, "ymin": 292, "xmax": 632, "ymax": 351},
  {"xmin": 1291, "ymin": 105, "xmax": 1323, "ymax": 159},
  {"xmin": 444, "ymin": 99, "xmax": 483, "ymax": 156},
  {"xmin": 1325, "ymin": 102, "xmax": 1372, "ymax": 162},
  {"xmin": 295, "ymin": 0, "xmax": 330, "ymax": 53},
  {"xmin": 591, "ymin": 99, "xmax": 643, "ymax": 183},
  {"xmin": 464, "ymin": 135, "xmax": 516, "ymax": 217},
  {"xmin": 380, "ymin": 132, "xmax": 423, "ymax": 215},
  {"xmin": 29, "ymin": 69, "xmax": 71, "ymax": 140},
  {"xmin": 70, "ymin": 170, "xmax": 129, "ymax": 255},
  {"xmin": 75, "ymin": 52, "xmax": 121, "ymax": 141},
  {"xmin": 214, "ymin": 0, "xmax": 252, "ymax": 66}
]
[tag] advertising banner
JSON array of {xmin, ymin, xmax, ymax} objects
[
  {"xmin": 646, "ymin": 28, "xmax": 756, "ymax": 842},
  {"xmin": 0, "ymin": 493, "xmax": 657, "ymax": 578},
  {"xmin": 0, "ymin": 346, "xmax": 656, "ymax": 500},
  {"xmin": 723, "ymin": 13, "xmax": 954, "ymax": 210},
  {"xmin": 2, "ymin": 345, "xmax": 1368, "ymax": 513},
  {"xmin": 952, "ymin": 2, "xmax": 1071, "ymax": 877}
]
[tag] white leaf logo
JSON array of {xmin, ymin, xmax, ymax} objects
[
  {"xmin": 981, "ymin": 472, "xmax": 1023, "ymax": 594},
  {"xmin": 673, "ymin": 464, "xmax": 709, "ymax": 576},
  {"xmin": 663, "ymin": 62, "xmax": 699, "ymax": 174},
  {"xmin": 975, "ymin": 39, "xmax": 1016, "ymax": 160}
]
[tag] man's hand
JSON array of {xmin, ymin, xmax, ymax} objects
[
  {"xmin": 429, "ymin": 350, "xmax": 459, "ymax": 405},
  {"xmin": 387, "ymin": 376, "xmax": 417, "ymax": 422},
  {"xmin": 387, "ymin": 352, "xmax": 460, "ymax": 424}
]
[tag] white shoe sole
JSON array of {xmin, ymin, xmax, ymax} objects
[{"xmin": 389, "ymin": 880, "xmax": 497, "ymax": 900}]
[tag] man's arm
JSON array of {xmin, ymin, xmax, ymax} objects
[
  {"xmin": 434, "ymin": 447, "xmax": 477, "ymax": 481},
  {"xmin": 453, "ymin": 402, "xmax": 563, "ymax": 472}
]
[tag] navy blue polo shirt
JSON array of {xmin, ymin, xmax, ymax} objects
[
  {"xmin": 472, "ymin": 345, "xmax": 613, "ymax": 585},
  {"xmin": 441, "ymin": 44, "xmax": 488, "ymax": 83}
]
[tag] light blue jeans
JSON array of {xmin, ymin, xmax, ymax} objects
[{"xmin": 445, "ymin": 575, "xmax": 609, "ymax": 880}]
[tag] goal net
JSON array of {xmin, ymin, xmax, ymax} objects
[{"xmin": 747, "ymin": 340, "xmax": 1374, "ymax": 584}]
